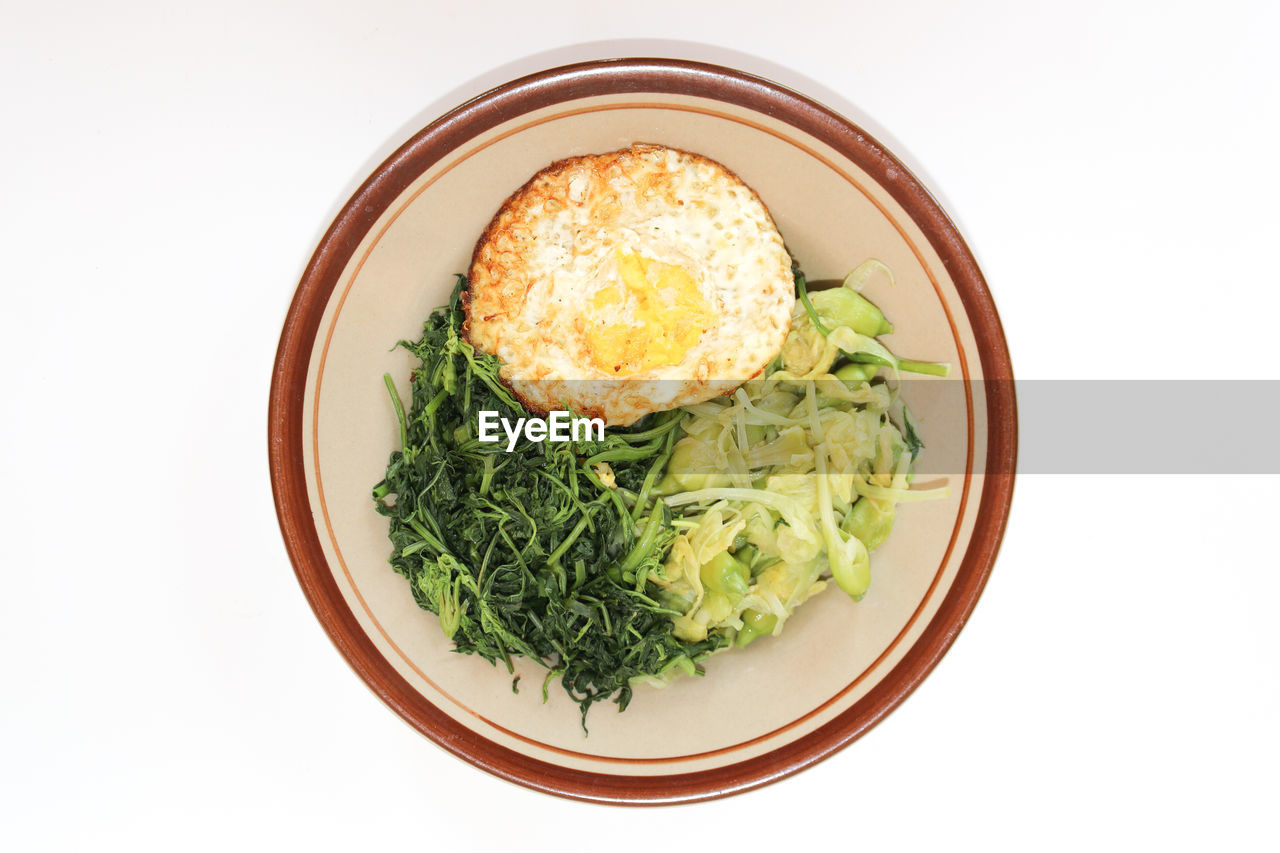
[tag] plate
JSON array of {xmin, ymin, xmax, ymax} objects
[{"xmin": 268, "ymin": 58, "xmax": 1016, "ymax": 804}]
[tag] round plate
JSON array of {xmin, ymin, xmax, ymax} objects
[{"xmin": 268, "ymin": 58, "xmax": 1016, "ymax": 804}]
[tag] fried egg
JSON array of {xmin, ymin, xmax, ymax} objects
[{"xmin": 464, "ymin": 143, "xmax": 795, "ymax": 426}]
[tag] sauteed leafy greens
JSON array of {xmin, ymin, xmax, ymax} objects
[{"xmin": 373, "ymin": 279, "xmax": 725, "ymax": 724}]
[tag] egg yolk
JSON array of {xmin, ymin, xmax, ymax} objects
[{"xmin": 586, "ymin": 251, "xmax": 713, "ymax": 376}]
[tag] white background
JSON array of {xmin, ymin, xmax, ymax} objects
[{"xmin": 3, "ymin": 1, "xmax": 1277, "ymax": 849}]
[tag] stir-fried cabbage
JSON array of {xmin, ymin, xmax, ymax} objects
[{"xmin": 644, "ymin": 262, "xmax": 949, "ymax": 653}]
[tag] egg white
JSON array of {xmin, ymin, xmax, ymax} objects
[{"xmin": 465, "ymin": 144, "xmax": 795, "ymax": 426}]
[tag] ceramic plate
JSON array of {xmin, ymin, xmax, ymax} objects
[{"xmin": 269, "ymin": 58, "xmax": 1016, "ymax": 804}]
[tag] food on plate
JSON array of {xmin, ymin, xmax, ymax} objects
[
  {"xmin": 464, "ymin": 144, "xmax": 795, "ymax": 427},
  {"xmin": 372, "ymin": 147, "xmax": 949, "ymax": 725},
  {"xmin": 645, "ymin": 266, "xmax": 948, "ymax": 652}
]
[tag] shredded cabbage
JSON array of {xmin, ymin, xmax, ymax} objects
[{"xmin": 651, "ymin": 261, "xmax": 950, "ymax": 649}]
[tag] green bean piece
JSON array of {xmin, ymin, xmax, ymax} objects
[
  {"xmin": 842, "ymin": 497, "xmax": 896, "ymax": 552},
  {"xmin": 834, "ymin": 362, "xmax": 879, "ymax": 385},
  {"xmin": 735, "ymin": 609, "xmax": 779, "ymax": 647},
  {"xmin": 700, "ymin": 550, "xmax": 749, "ymax": 599},
  {"xmin": 696, "ymin": 549, "xmax": 750, "ymax": 624},
  {"xmin": 733, "ymin": 543, "xmax": 759, "ymax": 571},
  {"xmin": 810, "ymin": 288, "xmax": 894, "ymax": 337},
  {"xmin": 653, "ymin": 436, "xmax": 730, "ymax": 494},
  {"xmin": 830, "ymin": 536, "xmax": 871, "ymax": 600}
]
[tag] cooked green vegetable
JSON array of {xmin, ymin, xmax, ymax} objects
[
  {"xmin": 795, "ymin": 266, "xmax": 949, "ymax": 377},
  {"xmin": 374, "ymin": 262, "xmax": 946, "ymax": 725},
  {"xmin": 372, "ymin": 278, "xmax": 726, "ymax": 726},
  {"xmin": 649, "ymin": 262, "xmax": 949, "ymax": 641}
]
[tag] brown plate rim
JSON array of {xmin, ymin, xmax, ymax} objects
[{"xmin": 268, "ymin": 57, "xmax": 1017, "ymax": 805}]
